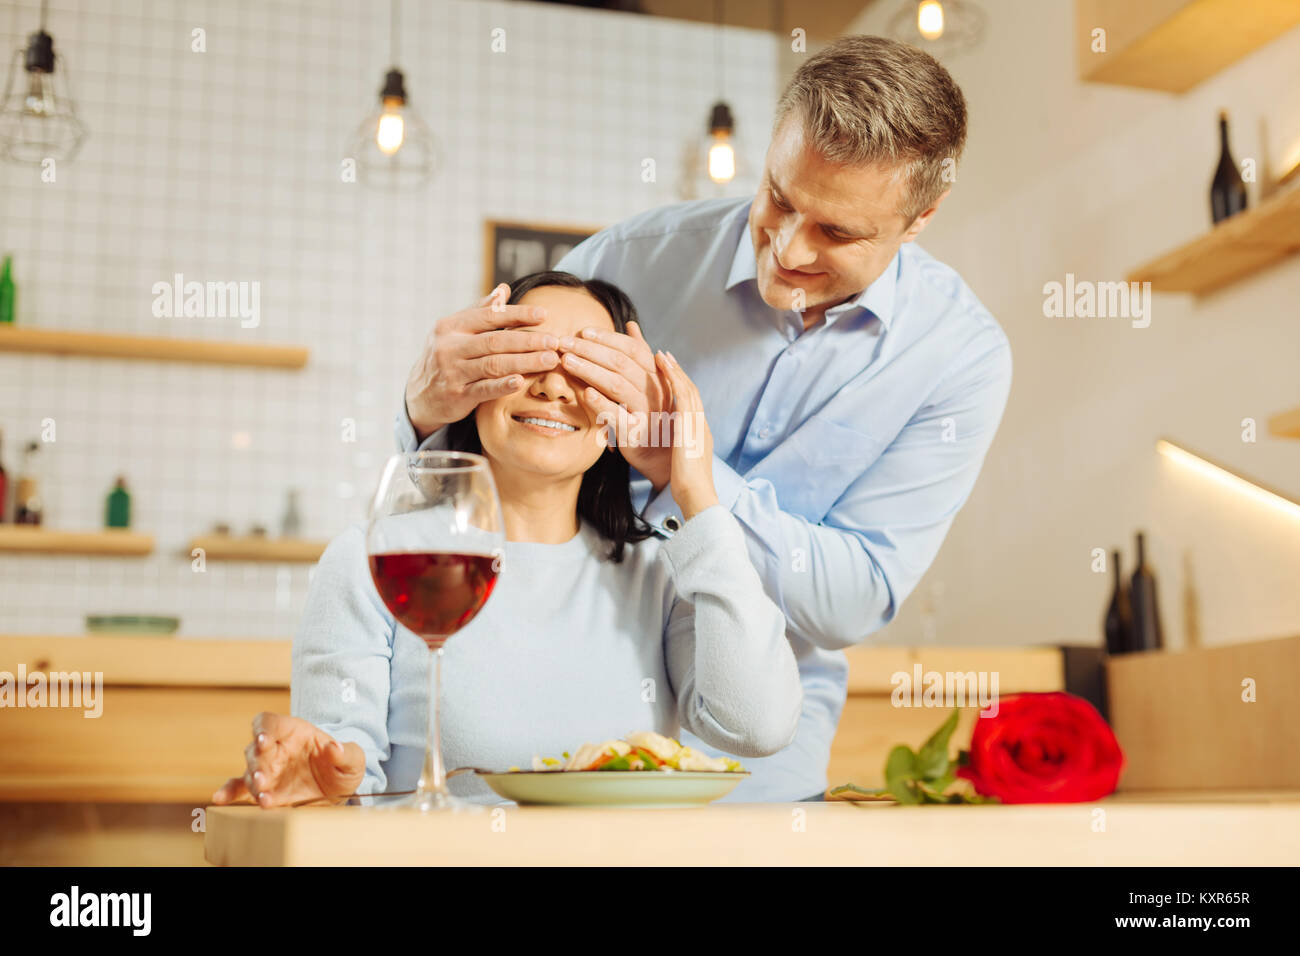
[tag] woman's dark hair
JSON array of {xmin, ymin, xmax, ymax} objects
[{"xmin": 445, "ymin": 270, "xmax": 655, "ymax": 563}]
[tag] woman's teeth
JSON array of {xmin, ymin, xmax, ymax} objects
[{"xmin": 515, "ymin": 416, "xmax": 577, "ymax": 432}]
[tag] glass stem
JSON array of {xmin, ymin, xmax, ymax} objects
[{"xmin": 417, "ymin": 645, "xmax": 449, "ymax": 801}]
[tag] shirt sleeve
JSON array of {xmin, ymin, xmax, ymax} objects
[
  {"xmin": 704, "ymin": 329, "xmax": 1013, "ymax": 652},
  {"xmin": 658, "ymin": 504, "xmax": 803, "ymax": 757},
  {"xmin": 395, "ymin": 388, "xmax": 453, "ymax": 454},
  {"xmin": 290, "ymin": 522, "xmax": 397, "ymax": 796}
]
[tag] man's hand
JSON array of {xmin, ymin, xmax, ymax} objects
[
  {"xmin": 405, "ymin": 283, "xmax": 563, "ymax": 442},
  {"xmin": 556, "ymin": 320, "xmax": 674, "ymax": 491},
  {"xmin": 211, "ymin": 712, "xmax": 366, "ymax": 809}
]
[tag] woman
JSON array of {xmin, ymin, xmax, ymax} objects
[{"xmin": 213, "ymin": 271, "xmax": 801, "ymax": 807}]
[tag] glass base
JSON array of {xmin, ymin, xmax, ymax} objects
[{"xmin": 366, "ymin": 789, "xmax": 486, "ymax": 813}]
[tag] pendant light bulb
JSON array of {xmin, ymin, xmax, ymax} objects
[
  {"xmin": 704, "ymin": 101, "xmax": 738, "ymax": 185},
  {"xmin": 917, "ymin": 1, "xmax": 945, "ymax": 40},
  {"xmin": 376, "ymin": 97, "xmax": 405, "ymax": 155},
  {"xmin": 708, "ymin": 133, "xmax": 736, "ymax": 184}
]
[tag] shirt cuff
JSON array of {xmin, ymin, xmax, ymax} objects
[
  {"xmin": 395, "ymin": 388, "xmax": 451, "ymax": 453},
  {"xmin": 640, "ymin": 455, "xmax": 746, "ymax": 537}
]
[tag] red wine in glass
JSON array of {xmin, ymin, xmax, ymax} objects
[
  {"xmin": 369, "ymin": 551, "xmax": 499, "ymax": 650},
  {"xmin": 366, "ymin": 451, "xmax": 505, "ymax": 812}
]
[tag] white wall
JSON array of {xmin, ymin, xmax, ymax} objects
[
  {"xmin": 846, "ymin": 0, "xmax": 1300, "ymax": 650},
  {"xmin": 0, "ymin": 0, "xmax": 776, "ymax": 636}
]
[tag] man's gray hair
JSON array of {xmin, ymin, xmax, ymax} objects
[{"xmin": 774, "ymin": 35, "xmax": 968, "ymax": 225}]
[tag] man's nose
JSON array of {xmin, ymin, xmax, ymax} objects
[{"xmin": 773, "ymin": 221, "xmax": 818, "ymax": 270}]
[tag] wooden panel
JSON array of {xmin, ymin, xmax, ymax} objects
[
  {"xmin": 1106, "ymin": 634, "xmax": 1300, "ymax": 790},
  {"xmin": 206, "ymin": 796, "xmax": 1300, "ymax": 866},
  {"xmin": 1, "ymin": 635, "xmax": 291, "ymax": 687},
  {"xmin": 0, "ymin": 526, "xmax": 154, "ymax": 556},
  {"xmin": 845, "ymin": 645, "xmax": 1064, "ymax": 694},
  {"xmin": 0, "ymin": 803, "xmax": 208, "ymax": 866},
  {"xmin": 1076, "ymin": 0, "xmax": 1300, "ymax": 93},
  {"xmin": 0, "ymin": 686, "xmax": 290, "ymax": 802},
  {"xmin": 188, "ymin": 535, "xmax": 328, "ymax": 563},
  {"xmin": 0, "ymin": 325, "xmax": 308, "ymax": 369},
  {"xmin": 1127, "ymin": 188, "xmax": 1300, "ymax": 295}
]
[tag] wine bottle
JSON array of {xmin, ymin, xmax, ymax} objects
[
  {"xmin": 105, "ymin": 476, "xmax": 131, "ymax": 528},
  {"xmin": 1130, "ymin": 531, "xmax": 1165, "ymax": 652},
  {"xmin": 1209, "ymin": 111, "xmax": 1248, "ymax": 224},
  {"xmin": 1103, "ymin": 549, "xmax": 1134, "ymax": 655},
  {"xmin": 0, "ymin": 254, "xmax": 14, "ymax": 324},
  {"xmin": 0, "ymin": 429, "xmax": 9, "ymax": 522}
]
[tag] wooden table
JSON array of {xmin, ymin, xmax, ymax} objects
[{"xmin": 205, "ymin": 791, "xmax": 1300, "ymax": 866}]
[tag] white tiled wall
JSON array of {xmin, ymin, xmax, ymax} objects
[{"xmin": 0, "ymin": 0, "xmax": 777, "ymax": 636}]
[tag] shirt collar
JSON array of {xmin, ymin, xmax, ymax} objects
[{"xmin": 725, "ymin": 209, "xmax": 898, "ymax": 331}]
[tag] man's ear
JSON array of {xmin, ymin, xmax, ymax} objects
[{"xmin": 900, "ymin": 188, "xmax": 950, "ymax": 243}]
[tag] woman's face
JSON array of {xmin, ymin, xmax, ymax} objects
[{"xmin": 474, "ymin": 285, "xmax": 616, "ymax": 482}]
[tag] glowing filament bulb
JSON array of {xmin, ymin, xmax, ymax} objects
[
  {"xmin": 708, "ymin": 134, "xmax": 736, "ymax": 183},
  {"xmin": 376, "ymin": 99, "xmax": 405, "ymax": 155},
  {"xmin": 918, "ymin": 1, "xmax": 945, "ymax": 40}
]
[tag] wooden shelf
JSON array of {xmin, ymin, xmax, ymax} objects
[
  {"xmin": 1077, "ymin": 0, "xmax": 1300, "ymax": 93},
  {"xmin": 0, "ymin": 527, "xmax": 154, "ymax": 556},
  {"xmin": 0, "ymin": 326, "xmax": 308, "ymax": 369},
  {"xmin": 188, "ymin": 535, "xmax": 327, "ymax": 563},
  {"xmin": 1268, "ymin": 407, "xmax": 1300, "ymax": 439},
  {"xmin": 1127, "ymin": 187, "xmax": 1300, "ymax": 295}
]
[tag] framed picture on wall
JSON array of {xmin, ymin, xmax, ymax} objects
[{"xmin": 483, "ymin": 219, "xmax": 603, "ymax": 296}]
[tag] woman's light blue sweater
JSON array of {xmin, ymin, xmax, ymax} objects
[{"xmin": 290, "ymin": 504, "xmax": 803, "ymax": 804}]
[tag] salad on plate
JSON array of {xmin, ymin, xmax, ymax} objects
[{"xmin": 509, "ymin": 730, "xmax": 744, "ymax": 773}]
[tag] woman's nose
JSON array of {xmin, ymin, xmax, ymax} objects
[{"xmin": 530, "ymin": 367, "xmax": 578, "ymax": 401}]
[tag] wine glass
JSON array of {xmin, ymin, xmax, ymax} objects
[{"xmin": 366, "ymin": 451, "xmax": 505, "ymax": 812}]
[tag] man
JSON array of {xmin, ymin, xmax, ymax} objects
[{"xmin": 397, "ymin": 36, "xmax": 1012, "ymax": 802}]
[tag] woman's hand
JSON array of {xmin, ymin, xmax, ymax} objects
[
  {"xmin": 211, "ymin": 712, "xmax": 366, "ymax": 808},
  {"xmin": 654, "ymin": 350, "xmax": 719, "ymax": 521},
  {"xmin": 557, "ymin": 321, "xmax": 674, "ymax": 492}
]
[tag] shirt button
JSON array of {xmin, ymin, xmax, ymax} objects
[
  {"xmin": 759, "ymin": 427, "xmax": 771, "ymax": 439},
  {"xmin": 664, "ymin": 516, "xmax": 681, "ymax": 532}
]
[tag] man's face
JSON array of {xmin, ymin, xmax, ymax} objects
[{"xmin": 750, "ymin": 114, "xmax": 945, "ymax": 325}]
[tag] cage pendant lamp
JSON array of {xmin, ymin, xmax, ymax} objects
[
  {"xmin": 0, "ymin": 0, "xmax": 87, "ymax": 165},
  {"xmin": 348, "ymin": 0, "xmax": 439, "ymax": 190}
]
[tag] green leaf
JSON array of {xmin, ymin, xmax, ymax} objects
[
  {"xmin": 884, "ymin": 745, "xmax": 920, "ymax": 805},
  {"xmin": 597, "ymin": 755, "xmax": 631, "ymax": 771},
  {"xmin": 915, "ymin": 709, "xmax": 960, "ymax": 780}
]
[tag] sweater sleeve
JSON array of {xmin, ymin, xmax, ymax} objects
[
  {"xmin": 658, "ymin": 504, "xmax": 802, "ymax": 757},
  {"xmin": 290, "ymin": 522, "xmax": 396, "ymax": 796}
]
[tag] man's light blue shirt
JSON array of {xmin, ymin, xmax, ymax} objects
[{"xmin": 396, "ymin": 196, "xmax": 1012, "ymax": 801}]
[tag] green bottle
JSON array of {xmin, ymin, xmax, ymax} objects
[
  {"xmin": 106, "ymin": 476, "xmax": 131, "ymax": 528},
  {"xmin": 0, "ymin": 255, "xmax": 14, "ymax": 324}
]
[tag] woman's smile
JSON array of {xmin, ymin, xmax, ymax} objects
[{"xmin": 511, "ymin": 410, "xmax": 583, "ymax": 436}]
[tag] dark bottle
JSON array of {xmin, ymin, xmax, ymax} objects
[
  {"xmin": 1103, "ymin": 549, "xmax": 1134, "ymax": 655},
  {"xmin": 1209, "ymin": 111, "xmax": 1248, "ymax": 224},
  {"xmin": 0, "ymin": 429, "xmax": 8, "ymax": 522},
  {"xmin": 14, "ymin": 440, "xmax": 42, "ymax": 526},
  {"xmin": 1130, "ymin": 532, "xmax": 1165, "ymax": 652}
]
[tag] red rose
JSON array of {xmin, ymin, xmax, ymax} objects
[{"xmin": 956, "ymin": 692, "xmax": 1124, "ymax": 803}]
